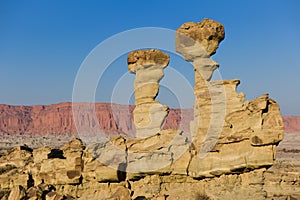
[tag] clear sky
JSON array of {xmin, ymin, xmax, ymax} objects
[{"xmin": 0, "ymin": 0, "xmax": 299, "ymax": 116}]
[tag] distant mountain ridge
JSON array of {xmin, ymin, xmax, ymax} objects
[
  {"xmin": 0, "ymin": 102, "xmax": 298, "ymax": 136},
  {"xmin": 282, "ymin": 116, "xmax": 300, "ymax": 133}
]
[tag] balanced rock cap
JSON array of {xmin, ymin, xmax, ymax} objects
[
  {"xmin": 127, "ymin": 49, "xmax": 170, "ymax": 73},
  {"xmin": 176, "ymin": 18, "xmax": 225, "ymax": 56}
]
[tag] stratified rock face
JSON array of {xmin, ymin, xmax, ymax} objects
[
  {"xmin": 127, "ymin": 49, "xmax": 170, "ymax": 138},
  {"xmin": 0, "ymin": 103, "xmax": 135, "ymax": 136},
  {"xmin": 0, "ymin": 103, "xmax": 194, "ymax": 138}
]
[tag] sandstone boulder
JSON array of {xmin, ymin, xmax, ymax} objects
[
  {"xmin": 83, "ymin": 136, "xmax": 127, "ymax": 182},
  {"xmin": 176, "ymin": 18, "xmax": 225, "ymax": 60},
  {"xmin": 33, "ymin": 138, "xmax": 84, "ymax": 185}
]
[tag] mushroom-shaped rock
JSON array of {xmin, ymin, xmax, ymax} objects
[
  {"xmin": 127, "ymin": 49, "xmax": 169, "ymax": 73},
  {"xmin": 127, "ymin": 49, "xmax": 170, "ymax": 138},
  {"xmin": 176, "ymin": 18, "xmax": 225, "ymax": 60},
  {"xmin": 176, "ymin": 19, "xmax": 225, "ymax": 81},
  {"xmin": 176, "ymin": 19, "xmax": 226, "ymax": 155}
]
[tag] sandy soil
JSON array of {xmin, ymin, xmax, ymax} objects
[{"xmin": 277, "ymin": 132, "xmax": 300, "ymax": 161}]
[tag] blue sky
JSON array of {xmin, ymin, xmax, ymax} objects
[{"xmin": 0, "ymin": 0, "xmax": 299, "ymax": 115}]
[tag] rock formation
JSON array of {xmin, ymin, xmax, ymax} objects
[
  {"xmin": 127, "ymin": 49, "xmax": 170, "ymax": 138},
  {"xmin": 176, "ymin": 19, "xmax": 226, "ymax": 148},
  {"xmin": 125, "ymin": 49, "xmax": 189, "ymax": 173},
  {"xmin": 175, "ymin": 19, "xmax": 284, "ymax": 178},
  {"xmin": 0, "ymin": 18, "xmax": 296, "ymax": 199}
]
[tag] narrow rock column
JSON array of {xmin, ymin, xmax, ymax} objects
[
  {"xmin": 127, "ymin": 49, "xmax": 170, "ymax": 138},
  {"xmin": 176, "ymin": 19, "xmax": 225, "ymax": 145}
]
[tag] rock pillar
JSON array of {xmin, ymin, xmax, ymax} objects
[
  {"xmin": 176, "ymin": 19, "xmax": 225, "ymax": 148},
  {"xmin": 127, "ymin": 49, "xmax": 170, "ymax": 138}
]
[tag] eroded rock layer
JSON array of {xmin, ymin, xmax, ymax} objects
[{"xmin": 0, "ymin": 138, "xmax": 298, "ymax": 200}]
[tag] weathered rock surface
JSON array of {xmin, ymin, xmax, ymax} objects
[
  {"xmin": 176, "ymin": 18, "xmax": 225, "ymax": 59},
  {"xmin": 7, "ymin": 186, "xmax": 26, "ymax": 200},
  {"xmin": 264, "ymin": 160, "xmax": 300, "ymax": 199}
]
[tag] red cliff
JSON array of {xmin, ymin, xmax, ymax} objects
[
  {"xmin": 0, "ymin": 103, "xmax": 297, "ymax": 136},
  {"xmin": 0, "ymin": 103, "xmax": 193, "ymax": 136},
  {"xmin": 282, "ymin": 116, "xmax": 300, "ymax": 133}
]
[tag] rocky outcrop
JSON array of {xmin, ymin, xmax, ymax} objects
[
  {"xmin": 175, "ymin": 19, "xmax": 284, "ymax": 178},
  {"xmin": 0, "ymin": 137, "xmax": 298, "ymax": 200},
  {"xmin": 264, "ymin": 160, "xmax": 300, "ymax": 199}
]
